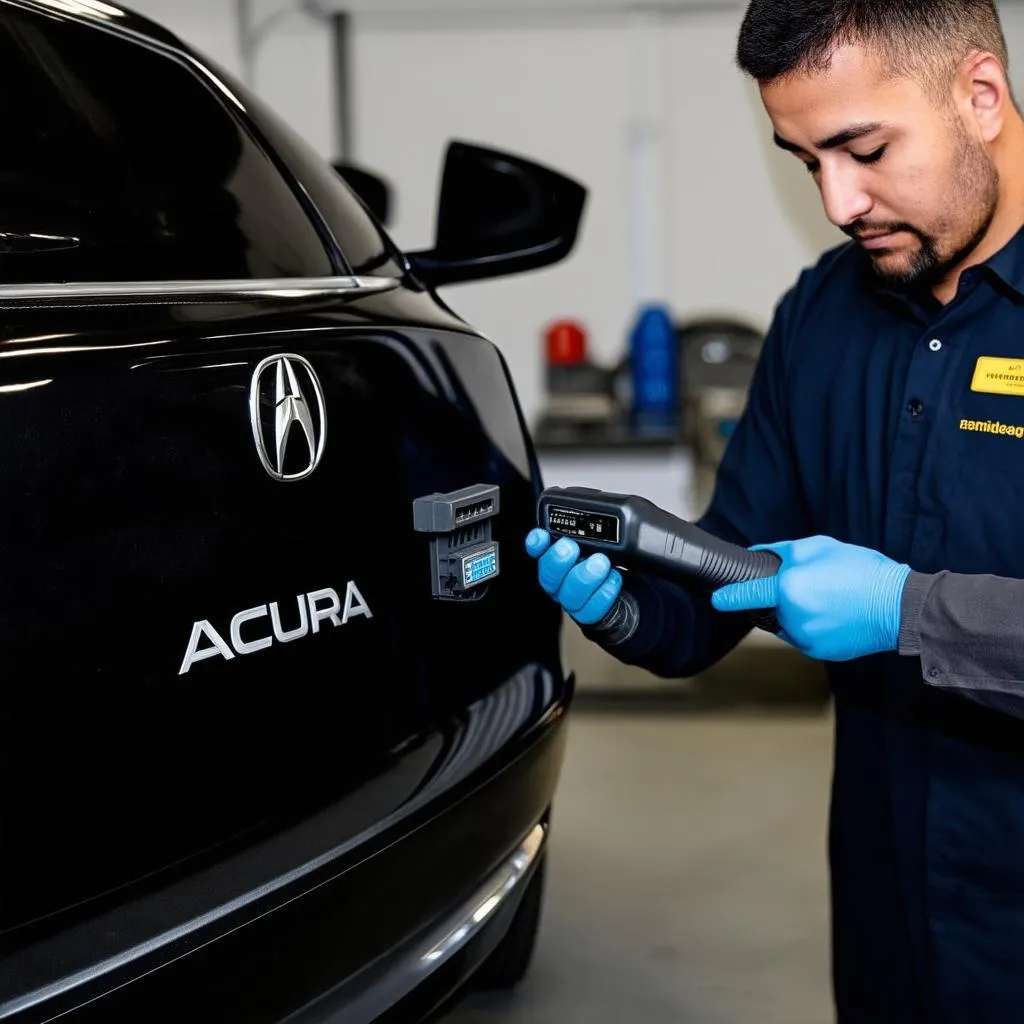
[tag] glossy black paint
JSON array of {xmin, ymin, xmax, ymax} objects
[
  {"xmin": 0, "ymin": 1, "xmax": 579, "ymax": 1020},
  {"xmin": 333, "ymin": 163, "xmax": 394, "ymax": 228},
  {"xmin": 1, "ymin": 672, "xmax": 569, "ymax": 1023},
  {"xmin": 1, "ymin": 4, "xmax": 338, "ymax": 282}
]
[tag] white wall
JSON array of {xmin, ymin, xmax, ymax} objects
[
  {"xmin": 352, "ymin": 14, "xmax": 640, "ymax": 421},
  {"xmin": 125, "ymin": 0, "xmax": 1024, "ymax": 428}
]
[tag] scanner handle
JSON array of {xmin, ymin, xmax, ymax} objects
[
  {"xmin": 627, "ymin": 496, "xmax": 781, "ymax": 587},
  {"xmin": 538, "ymin": 486, "xmax": 781, "ymax": 633}
]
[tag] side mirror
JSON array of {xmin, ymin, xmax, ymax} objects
[
  {"xmin": 332, "ymin": 162, "xmax": 393, "ymax": 227},
  {"xmin": 407, "ymin": 141, "xmax": 587, "ymax": 289}
]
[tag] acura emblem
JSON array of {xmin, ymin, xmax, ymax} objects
[{"xmin": 249, "ymin": 354, "xmax": 327, "ymax": 481}]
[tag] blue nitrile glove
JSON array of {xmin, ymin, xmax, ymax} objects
[
  {"xmin": 525, "ymin": 529, "xmax": 623, "ymax": 626},
  {"xmin": 710, "ymin": 536, "xmax": 912, "ymax": 662}
]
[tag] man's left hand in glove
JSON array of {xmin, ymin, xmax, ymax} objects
[{"xmin": 711, "ymin": 536, "xmax": 912, "ymax": 662}]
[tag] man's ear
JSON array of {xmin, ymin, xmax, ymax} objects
[{"xmin": 960, "ymin": 50, "xmax": 1009, "ymax": 142}]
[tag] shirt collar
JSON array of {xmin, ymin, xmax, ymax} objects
[
  {"xmin": 869, "ymin": 222, "xmax": 1024, "ymax": 310},
  {"xmin": 981, "ymin": 222, "xmax": 1024, "ymax": 300}
]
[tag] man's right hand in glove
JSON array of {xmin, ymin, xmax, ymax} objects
[
  {"xmin": 525, "ymin": 530, "xmax": 639, "ymax": 645},
  {"xmin": 525, "ymin": 529, "xmax": 621, "ymax": 624}
]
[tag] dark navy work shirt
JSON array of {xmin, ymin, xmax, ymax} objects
[{"xmin": 612, "ymin": 227, "xmax": 1024, "ymax": 1023}]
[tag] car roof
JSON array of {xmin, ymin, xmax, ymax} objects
[{"xmin": 3, "ymin": 0, "xmax": 189, "ymax": 58}]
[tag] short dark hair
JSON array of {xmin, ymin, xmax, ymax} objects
[{"xmin": 736, "ymin": 0, "xmax": 1009, "ymax": 100}]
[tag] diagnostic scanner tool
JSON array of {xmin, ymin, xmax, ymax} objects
[{"xmin": 537, "ymin": 485, "xmax": 781, "ymax": 632}]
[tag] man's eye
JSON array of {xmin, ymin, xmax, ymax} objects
[
  {"xmin": 853, "ymin": 145, "xmax": 887, "ymax": 165},
  {"xmin": 803, "ymin": 160, "xmax": 821, "ymax": 175}
]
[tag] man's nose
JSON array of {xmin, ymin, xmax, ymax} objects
[{"xmin": 819, "ymin": 166, "xmax": 873, "ymax": 228}]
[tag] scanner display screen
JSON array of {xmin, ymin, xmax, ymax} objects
[{"xmin": 547, "ymin": 506, "xmax": 620, "ymax": 544}]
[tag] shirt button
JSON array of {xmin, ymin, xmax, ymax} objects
[
  {"xmin": 908, "ymin": 399, "xmax": 925, "ymax": 418},
  {"xmin": 928, "ymin": 338, "xmax": 943, "ymax": 352}
]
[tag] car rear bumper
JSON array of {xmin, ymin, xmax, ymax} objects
[
  {"xmin": 0, "ymin": 669, "xmax": 571, "ymax": 1024},
  {"xmin": 287, "ymin": 823, "xmax": 546, "ymax": 1024}
]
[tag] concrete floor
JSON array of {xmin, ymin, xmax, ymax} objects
[{"xmin": 449, "ymin": 709, "xmax": 836, "ymax": 1024}]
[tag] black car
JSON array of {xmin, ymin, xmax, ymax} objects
[{"xmin": 0, "ymin": 2, "xmax": 586, "ymax": 1020}]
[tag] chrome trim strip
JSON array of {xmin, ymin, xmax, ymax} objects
[
  {"xmin": 419, "ymin": 822, "xmax": 545, "ymax": 969},
  {"xmin": 0, "ymin": 276, "xmax": 399, "ymax": 306}
]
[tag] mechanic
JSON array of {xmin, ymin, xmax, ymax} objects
[{"xmin": 526, "ymin": 0, "xmax": 1024, "ymax": 1020}]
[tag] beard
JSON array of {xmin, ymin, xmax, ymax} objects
[{"xmin": 846, "ymin": 121, "xmax": 1000, "ymax": 289}]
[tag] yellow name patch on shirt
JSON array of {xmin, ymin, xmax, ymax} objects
[{"xmin": 971, "ymin": 356, "xmax": 1024, "ymax": 396}]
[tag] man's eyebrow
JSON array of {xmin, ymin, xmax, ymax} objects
[
  {"xmin": 773, "ymin": 132, "xmax": 803, "ymax": 153},
  {"xmin": 773, "ymin": 122, "xmax": 889, "ymax": 153}
]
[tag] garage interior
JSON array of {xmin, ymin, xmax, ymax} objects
[
  {"xmin": 448, "ymin": 701, "xmax": 834, "ymax": 1024},
  {"xmin": 80, "ymin": 0, "xmax": 1024, "ymax": 1019}
]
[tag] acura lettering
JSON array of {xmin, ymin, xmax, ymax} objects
[{"xmin": 179, "ymin": 582, "xmax": 372, "ymax": 675}]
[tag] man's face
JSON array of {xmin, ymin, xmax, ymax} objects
[{"xmin": 761, "ymin": 43, "xmax": 1000, "ymax": 288}]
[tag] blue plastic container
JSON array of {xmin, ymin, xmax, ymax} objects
[{"xmin": 629, "ymin": 302, "xmax": 679, "ymax": 431}]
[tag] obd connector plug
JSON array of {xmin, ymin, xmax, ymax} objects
[{"xmin": 413, "ymin": 484, "xmax": 500, "ymax": 601}]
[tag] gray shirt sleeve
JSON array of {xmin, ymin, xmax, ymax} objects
[{"xmin": 898, "ymin": 570, "xmax": 1024, "ymax": 717}]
